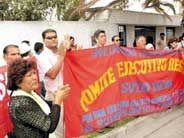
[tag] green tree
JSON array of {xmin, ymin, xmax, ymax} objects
[{"xmin": 0, "ymin": 0, "xmax": 83, "ymax": 20}]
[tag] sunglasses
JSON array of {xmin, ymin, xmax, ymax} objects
[
  {"xmin": 115, "ymin": 39, "xmax": 120, "ymax": 42},
  {"xmin": 45, "ymin": 35, "xmax": 57, "ymax": 40}
]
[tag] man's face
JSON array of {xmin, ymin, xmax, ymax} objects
[
  {"xmin": 43, "ymin": 32, "xmax": 58, "ymax": 49},
  {"xmin": 170, "ymin": 41, "xmax": 178, "ymax": 49},
  {"xmin": 96, "ymin": 33, "xmax": 106, "ymax": 47},
  {"xmin": 160, "ymin": 35, "xmax": 165, "ymax": 40},
  {"xmin": 70, "ymin": 38, "xmax": 75, "ymax": 46},
  {"xmin": 136, "ymin": 36, "xmax": 146, "ymax": 49},
  {"xmin": 113, "ymin": 36, "xmax": 121, "ymax": 46},
  {"xmin": 4, "ymin": 47, "xmax": 21, "ymax": 64}
]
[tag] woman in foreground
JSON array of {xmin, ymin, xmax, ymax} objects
[{"xmin": 8, "ymin": 59, "xmax": 70, "ymax": 138}]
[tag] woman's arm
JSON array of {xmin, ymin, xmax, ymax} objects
[{"xmin": 15, "ymin": 100, "xmax": 60, "ymax": 133}]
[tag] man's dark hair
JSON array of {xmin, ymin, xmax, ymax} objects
[
  {"xmin": 70, "ymin": 36, "xmax": 74, "ymax": 40},
  {"xmin": 34, "ymin": 42, "xmax": 43, "ymax": 54},
  {"xmin": 160, "ymin": 33, "xmax": 165, "ymax": 36},
  {"xmin": 146, "ymin": 36, "xmax": 154, "ymax": 44},
  {"xmin": 94, "ymin": 29, "xmax": 105, "ymax": 39},
  {"xmin": 3, "ymin": 44, "xmax": 19, "ymax": 55},
  {"xmin": 7, "ymin": 59, "xmax": 37, "ymax": 91},
  {"xmin": 112, "ymin": 35, "xmax": 119, "ymax": 42},
  {"xmin": 42, "ymin": 29, "xmax": 57, "ymax": 39}
]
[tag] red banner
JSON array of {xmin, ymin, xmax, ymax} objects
[
  {"xmin": 0, "ymin": 65, "xmax": 13, "ymax": 138},
  {"xmin": 64, "ymin": 45, "xmax": 184, "ymax": 138}
]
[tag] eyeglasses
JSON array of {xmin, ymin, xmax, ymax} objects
[
  {"xmin": 45, "ymin": 35, "xmax": 57, "ymax": 40},
  {"xmin": 115, "ymin": 39, "xmax": 120, "ymax": 42}
]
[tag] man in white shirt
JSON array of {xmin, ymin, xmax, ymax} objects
[
  {"xmin": 157, "ymin": 33, "xmax": 166, "ymax": 50},
  {"xmin": 37, "ymin": 29, "xmax": 68, "ymax": 138}
]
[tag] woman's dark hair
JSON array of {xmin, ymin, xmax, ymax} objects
[{"xmin": 7, "ymin": 59, "xmax": 36, "ymax": 91}]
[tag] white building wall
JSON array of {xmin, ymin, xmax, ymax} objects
[
  {"xmin": 0, "ymin": 21, "xmax": 117, "ymax": 60},
  {"xmin": 0, "ymin": 11, "xmax": 183, "ymax": 62},
  {"xmin": 108, "ymin": 10, "xmax": 182, "ymax": 26},
  {"xmin": 175, "ymin": 27, "xmax": 184, "ymax": 37}
]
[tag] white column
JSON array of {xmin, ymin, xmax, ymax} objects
[{"xmin": 126, "ymin": 25, "xmax": 135, "ymax": 47}]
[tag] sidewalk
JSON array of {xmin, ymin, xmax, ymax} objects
[{"xmin": 97, "ymin": 103, "xmax": 184, "ymax": 138}]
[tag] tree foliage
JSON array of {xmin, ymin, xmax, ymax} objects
[
  {"xmin": 0, "ymin": 0, "xmax": 81, "ymax": 20},
  {"xmin": 0, "ymin": 0, "xmax": 182, "ymax": 21},
  {"xmin": 0, "ymin": 0, "xmax": 50, "ymax": 20}
]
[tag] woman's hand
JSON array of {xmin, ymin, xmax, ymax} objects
[{"xmin": 54, "ymin": 84, "xmax": 70, "ymax": 105}]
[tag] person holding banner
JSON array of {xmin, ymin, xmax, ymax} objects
[
  {"xmin": 93, "ymin": 29, "xmax": 115, "ymax": 132},
  {"xmin": 93, "ymin": 29, "xmax": 107, "ymax": 47},
  {"xmin": 37, "ymin": 29, "xmax": 70, "ymax": 138},
  {"xmin": 112, "ymin": 35, "xmax": 121, "ymax": 47},
  {"xmin": 135, "ymin": 35, "xmax": 146, "ymax": 49},
  {"xmin": 8, "ymin": 59, "xmax": 70, "ymax": 138}
]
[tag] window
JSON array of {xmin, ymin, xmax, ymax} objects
[
  {"xmin": 135, "ymin": 26, "xmax": 156, "ymax": 45},
  {"xmin": 118, "ymin": 25, "xmax": 126, "ymax": 47}
]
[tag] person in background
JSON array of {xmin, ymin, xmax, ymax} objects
[
  {"xmin": 93, "ymin": 30, "xmax": 115, "ymax": 132},
  {"xmin": 21, "ymin": 40, "xmax": 31, "ymax": 46},
  {"xmin": 34, "ymin": 42, "xmax": 44, "ymax": 55},
  {"xmin": 178, "ymin": 33, "xmax": 184, "ymax": 48},
  {"xmin": 19, "ymin": 42, "xmax": 33, "ymax": 59},
  {"xmin": 112, "ymin": 35, "xmax": 121, "ymax": 46},
  {"xmin": 8, "ymin": 58, "xmax": 70, "ymax": 138},
  {"xmin": 69, "ymin": 36, "xmax": 82, "ymax": 51},
  {"xmin": 145, "ymin": 43, "xmax": 154, "ymax": 50},
  {"xmin": 146, "ymin": 36, "xmax": 155, "ymax": 49},
  {"xmin": 157, "ymin": 33, "xmax": 166, "ymax": 49},
  {"xmin": 34, "ymin": 42, "xmax": 46, "ymax": 97},
  {"xmin": 2, "ymin": 44, "xmax": 21, "ymax": 138},
  {"xmin": 157, "ymin": 40, "xmax": 165, "ymax": 50},
  {"xmin": 37, "ymin": 29, "xmax": 70, "ymax": 138},
  {"xmin": 164, "ymin": 38, "xmax": 178, "ymax": 50},
  {"xmin": 93, "ymin": 29, "xmax": 107, "ymax": 47},
  {"xmin": 69, "ymin": 36, "xmax": 77, "ymax": 51},
  {"xmin": 134, "ymin": 35, "xmax": 146, "ymax": 49},
  {"xmin": 3, "ymin": 44, "xmax": 21, "ymax": 65}
]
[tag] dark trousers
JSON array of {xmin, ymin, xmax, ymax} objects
[{"xmin": 7, "ymin": 132, "xmax": 14, "ymax": 138}]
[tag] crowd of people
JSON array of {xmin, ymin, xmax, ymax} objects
[{"xmin": 2, "ymin": 29, "xmax": 184, "ymax": 138}]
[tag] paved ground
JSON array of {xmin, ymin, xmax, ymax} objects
[{"xmin": 97, "ymin": 103, "xmax": 184, "ymax": 138}]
